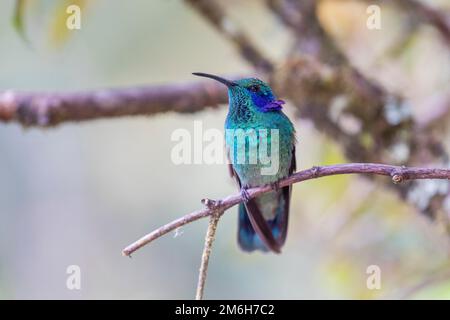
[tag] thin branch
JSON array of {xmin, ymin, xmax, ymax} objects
[
  {"xmin": 122, "ymin": 163, "xmax": 450, "ymax": 257},
  {"xmin": 196, "ymin": 209, "xmax": 223, "ymax": 300},
  {"xmin": 0, "ymin": 80, "xmax": 228, "ymax": 127}
]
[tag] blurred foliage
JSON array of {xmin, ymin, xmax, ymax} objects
[
  {"xmin": 12, "ymin": 0, "xmax": 87, "ymax": 47},
  {"xmin": 48, "ymin": 0, "xmax": 86, "ymax": 46},
  {"xmin": 12, "ymin": 0, "xmax": 28, "ymax": 41}
]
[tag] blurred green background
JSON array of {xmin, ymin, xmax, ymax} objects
[{"xmin": 0, "ymin": 0, "xmax": 450, "ymax": 299}]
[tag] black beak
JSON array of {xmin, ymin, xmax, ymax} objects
[{"xmin": 192, "ymin": 72, "xmax": 237, "ymax": 87}]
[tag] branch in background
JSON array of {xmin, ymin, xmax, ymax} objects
[
  {"xmin": 387, "ymin": 0, "xmax": 450, "ymax": 46},
  {"xmin": 185, "ymin": 0, "xmax": 274, "ymax": 74},
  {"xmin": 122, "ymin": 163, "xmax": 450, "ymax": 257},
  {"xmin": 268, "ymin": 0, "xmax": 405, "ymax": 165},
  {"xmin": 0, "ymin": 81, "xmax": 228, "ymax": 127},
  {"xmin": 355, "ymin": 0, "xmax": 450, "ymax": 47},
  {"xmin": 267, "ymin": 0, "xmax": 449, "ymax": 219}
]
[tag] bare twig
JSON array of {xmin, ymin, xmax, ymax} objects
[
  {"xmin": 196, "ymin": 209, "xmax": 223, "ymax": 300},
  {"xmin": 0, "ymin": 80, "xmax": 228, "ymax": 127},
  {"xmin": 122, "ymin": 163, "xmax": 450, "ymax": 257}
]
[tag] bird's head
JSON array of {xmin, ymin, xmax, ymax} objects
[{"xmin": 193, "ymin": 72, "xmax": 285, "ymax": 112}]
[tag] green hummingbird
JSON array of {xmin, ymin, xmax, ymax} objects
[{"xmin": 193, "ymin": 73, "xmax": 296, "ymax": 253}]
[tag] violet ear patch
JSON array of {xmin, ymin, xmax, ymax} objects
[{"xmin": 262, "ymin": 99, "xmax": 285, "ymax": 112}]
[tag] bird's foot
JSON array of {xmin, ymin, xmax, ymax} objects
[
  {"xmin": 311, "ymin": 166, "xmax": 320, "ymax": 177},
  {"xmin": 240, "ymin": 187, "xmax": 251, "ymax": 202},
  {"xmin": 269, "ymin": 181, "xmax": 280, "ymax": 192}
]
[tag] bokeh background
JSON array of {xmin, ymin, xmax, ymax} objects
[{"xmin": 0, "ymin": 0, "xmax": 450, "ymax": 299}]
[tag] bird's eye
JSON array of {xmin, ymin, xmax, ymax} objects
[{"xmin": 248, "ymin": 85, "xmax": 260, "ymax": 92}]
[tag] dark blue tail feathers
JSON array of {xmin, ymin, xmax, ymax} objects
[{"xmin": 237, "ymin": 200, "xmax": 288, "ymax": 252}]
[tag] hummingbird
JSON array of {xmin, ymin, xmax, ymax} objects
[{"xmin": 193, "ymin": 73, "xmax": 296, "ymax": 253}]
